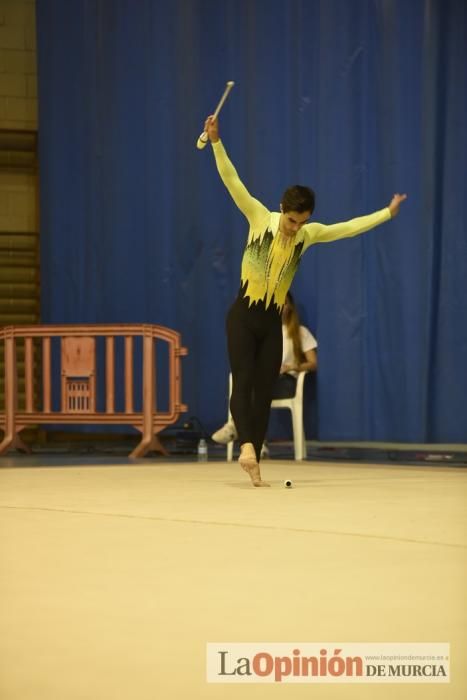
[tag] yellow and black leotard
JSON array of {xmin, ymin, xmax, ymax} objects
[{"xmin": 212, "ymin": 139, "xmax": 391, "ymax": 311}]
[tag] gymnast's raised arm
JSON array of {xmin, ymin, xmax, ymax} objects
[{"xmin": 204, "ymin": 116, "xmax": 268, "ymax": 227}]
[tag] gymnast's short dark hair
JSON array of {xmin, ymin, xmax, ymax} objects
[{"xmin": 281, "ymin": 185, "xmax": 315, "ymax": 215}]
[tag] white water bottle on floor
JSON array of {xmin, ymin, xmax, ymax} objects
[{"xmin": 197, "ymin": 438, "xmax": 208, "ymax": 461}]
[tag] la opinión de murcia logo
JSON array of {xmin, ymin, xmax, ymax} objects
[{"xmin": 206, "ymin": 643, "xmax": 450, "ymax": 683}]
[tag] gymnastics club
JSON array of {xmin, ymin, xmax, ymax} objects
[{"xmin": 196, "ymin": 81, "xmax": 235, "ymax": 150}]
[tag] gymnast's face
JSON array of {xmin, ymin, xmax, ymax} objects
[{"xmin": 279, "ymin": 208, "xmax": 311, "ymax": 237}]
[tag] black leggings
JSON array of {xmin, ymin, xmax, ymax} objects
[{"xmin": 226, "ymin": 293, "xmax": 282, "ymax": 462}]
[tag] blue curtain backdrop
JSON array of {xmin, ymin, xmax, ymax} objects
[{"xmin": 36, "ymin": 0, "xmax": 467, "ymax": 443}]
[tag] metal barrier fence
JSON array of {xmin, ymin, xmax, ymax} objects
[{"xmin": 0, "ymin": 324, "xmax": 188, "ymax": 458}]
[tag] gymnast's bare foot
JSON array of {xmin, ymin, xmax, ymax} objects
[{"xmin": 238, "ymin": 442, "xmax": 270, "ymax": 487}]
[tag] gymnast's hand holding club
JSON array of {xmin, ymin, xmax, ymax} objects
[{"xmin": 203, "ymin": 114, "xmax": 220, "ymax": 145}]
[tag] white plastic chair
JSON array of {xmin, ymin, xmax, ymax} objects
[{"xmin": 226, "ymin": 371, "xmax": 308, "ymax": 461}]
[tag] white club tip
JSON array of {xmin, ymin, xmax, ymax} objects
[
  {"xmin": 227, "ymin": 81, "xmax": 235, "ymax": 87},
  {"xmin": 196, "ymin": 132, "xmax": 209, "ymax": 150}
]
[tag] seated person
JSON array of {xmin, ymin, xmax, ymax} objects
[{"xmin": 212, "ymin": 291, "xmax": 317, "ymax": 453}]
